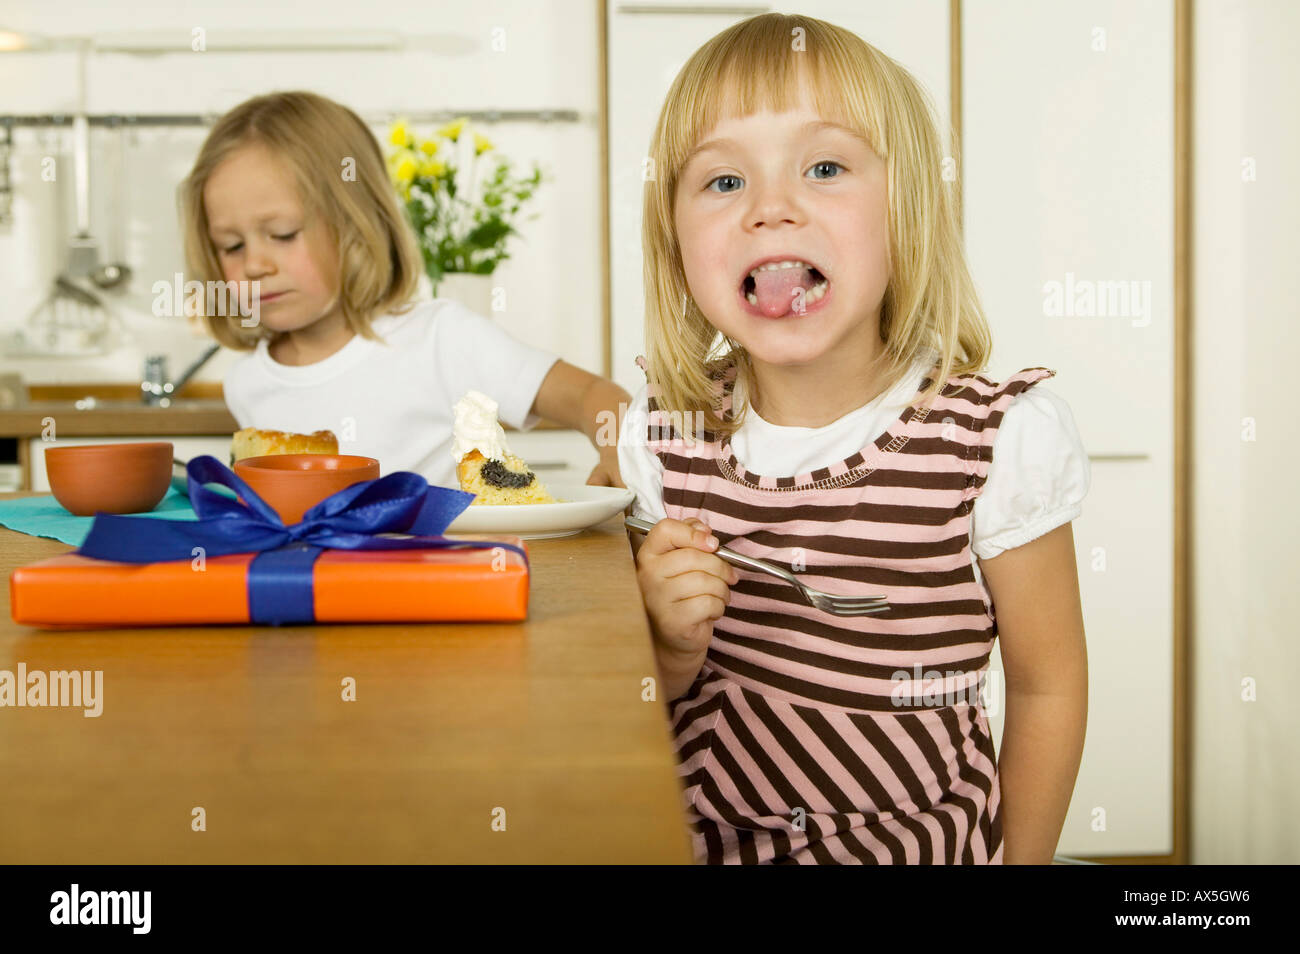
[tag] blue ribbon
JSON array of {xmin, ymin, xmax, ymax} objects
[{"xmin": 75, "ymin": 455, "xmax": 527, "ymax": 625}]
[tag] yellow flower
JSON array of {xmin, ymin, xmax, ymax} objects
[
  {"xmin": 436, "ymin": 116, "xmax": 469, "ymax": 142},
  {"xmin": 420, "ymin": 159, "xmax": 446, "ymax": 178},
  {"xmin": 386, "ymin": 149, "xmax": 403, "ymax": 170},
  {"xmin": 473, "ymin": 133, "xmax": 493, "ymax": 156},
  {"xmin": 389, "ymin": 120, "xmax": 411, "ymax": 147},
  {"xmin": 419, "ymin": 139, "xmax": 439, "ymax": 157},
  {"xmin": 395, "ymin": 155, "xmax": 417, "ymax": 184}
]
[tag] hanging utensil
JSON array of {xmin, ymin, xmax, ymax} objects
[
  {"xmin": 90, "ymin": 118, "xmax": 132, "ymax": 290},
  {"xmin": 65, "ymin": 40, "xmax": 99, "ymax": 278}
]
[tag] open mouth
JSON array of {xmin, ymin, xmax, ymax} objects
[{"xmin": 740, "ymin": 259, "xmax": 830, "ymax": 317}]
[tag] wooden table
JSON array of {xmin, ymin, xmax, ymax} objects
[{"xmin": 0, "ymin": 496, "xmax": 692, "ymax": 864}]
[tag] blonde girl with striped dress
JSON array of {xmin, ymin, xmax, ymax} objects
[{"xmin": 619, "ymin": 13, "xmax": 1090, "ymax": 865}]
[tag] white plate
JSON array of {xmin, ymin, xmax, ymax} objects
[{"xmin": 446, "ymin": 482, "xmax": 635, "ymax": 539}]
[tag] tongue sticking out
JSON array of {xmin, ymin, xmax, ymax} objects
[{"xmin": 750, "ymin": 266, "xmax": 818, "ymax": 317}]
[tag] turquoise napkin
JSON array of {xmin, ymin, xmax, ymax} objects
[{"xmin": 0, "ymin": 486, "xmax": 200, "ymax": 548}]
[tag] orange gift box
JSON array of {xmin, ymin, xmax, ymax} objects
[{"xmin": 9, "ymin": 538, "xmax": 529, "ymax": 628}]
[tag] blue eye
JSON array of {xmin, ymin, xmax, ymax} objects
[
  {"xmin": 808, "ymin": 161, "xmax": 843, "ymax": 180},
  {"xmin": 707, "ymin": 175, "xmax": 743, "ymax": 194}
]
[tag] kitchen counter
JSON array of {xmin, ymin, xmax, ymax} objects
[
  {"xmin": 0, "ymin": 399, "xmax": 238, "ymax": 438},
  {"xmin": 0, "ymin": 500, "xmax": 691, "ymax": 863}
]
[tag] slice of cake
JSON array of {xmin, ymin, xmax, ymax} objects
[
  {"xmin": 231, "ymin": 427, "xmax": 339, "ymax": 463},
  {"xmin": 451, "ymin": 391, "xmax": 556, "ymax": 505}
]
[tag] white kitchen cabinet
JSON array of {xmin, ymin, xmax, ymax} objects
[
  {"xmin": 966, "ymin": 0, "xmax": 1176, "ymax": 858},
  {"xmin": 988, "ymin": 457, "xmax": 1174, "ymax": 857}
]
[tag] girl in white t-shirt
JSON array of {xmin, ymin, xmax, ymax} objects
[
  {"xmin": 619, "ymin": 13, "xmax": 1090, "ymax": 865},
  {"xmin": 178, "ymin": 90, "xmax": 628, "ymax": 488}
]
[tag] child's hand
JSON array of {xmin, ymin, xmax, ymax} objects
[
  {"xmin": 585, "ymin": 451, "xmax": 626, "ymax": 488},
  {"xmin": 634, "ymin": 516, "xmax": 740, "ymax": 674}
]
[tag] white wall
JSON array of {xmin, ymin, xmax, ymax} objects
[
  {"xmin": 1191, "ymin": 0, "xmax": 1300, "ymax": 864},
  {"xmin": 0, "ymin": 0, "xmax": 603, "ymax": 386}
]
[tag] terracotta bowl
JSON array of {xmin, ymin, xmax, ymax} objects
[
  {"xmin": 45, "ymin": 441, "xmax": 174, "ymax": 516},
  {"xmin": 232, "ymin": 454, "xmax": 381, "ymax": 524}
]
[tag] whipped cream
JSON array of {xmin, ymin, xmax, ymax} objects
[{"xmin": 451, "ymin": 390, "xmax": 512, "ymax": 462}]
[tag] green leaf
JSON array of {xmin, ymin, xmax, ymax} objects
[{"xmin": 464, "ymin": 218, "xmax": 511, "ymax": 249}]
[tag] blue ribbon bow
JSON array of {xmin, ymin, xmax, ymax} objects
[{"xmin": 75, "ymin": 455, "xmax": 526, "ymax": 625}]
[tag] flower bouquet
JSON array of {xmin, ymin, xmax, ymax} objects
[{"xmin": 387, "ymin": 116, "xmax": 543, "ymax": 294}]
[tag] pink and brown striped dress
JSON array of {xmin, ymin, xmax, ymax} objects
[{"xmin": 643, "ymin": 355, "xmax": 1058, "ymax": 864}]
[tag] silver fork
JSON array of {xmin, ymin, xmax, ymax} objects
[{"xmin": 624, "ymin": 515, "xmax": 890, "ymax": 617}]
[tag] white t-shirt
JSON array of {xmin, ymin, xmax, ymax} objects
[
  {"xmin": 617, "ymin": 352, "xmax": 1090, "ymax": 586},
  {"xmin": 223, "ymin": 298, "xmax": 559, "ymax": 488}
]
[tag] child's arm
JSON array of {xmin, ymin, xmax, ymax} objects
[
  {"xmin": 528, "ymin": 360, "xmax": 632, "ymax": 487},
  {"xmin": 979, "ymin": 522, "xmax": 1089, "ymax": 865}
]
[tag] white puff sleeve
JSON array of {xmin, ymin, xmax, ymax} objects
[
  {"xmin": 970, "ymin": 384, "xmax": 1090, "ymax": 560},
  {"xmin": 617, "ymin": 382, "xmax": 669, "ymax": 521}
]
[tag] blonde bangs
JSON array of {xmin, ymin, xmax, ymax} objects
[
  {"xmin": 642, "ymin": 13, "xmax": 992, "ymax": 443},
  {"xmin": 657, "ymin": 24, "xmax": 887, "ymax": 198},
  {"xmin": 179, "ymin": 91, "xmax": 422, "ymax": 351}
]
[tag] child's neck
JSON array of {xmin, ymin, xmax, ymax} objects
[
  {"xmin": 268, "ymin": 308, "xmax": 356, "ymax": 367},
  {"xmin": 749, "ymin": 342, "xmax": 890, "ymax": 428}
]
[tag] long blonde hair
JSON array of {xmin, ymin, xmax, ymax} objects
[
  {"xmin": 179, "ymin": 90, "xmax": 422, "ymax": 350},
  {"xmin": 642, "ymin": 13, "xmax": 992, "ymax": 439}
]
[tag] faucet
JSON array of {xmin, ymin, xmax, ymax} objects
[{"xmin": 141, "ymin": 343, "xmax": 221, "ymax": 407}]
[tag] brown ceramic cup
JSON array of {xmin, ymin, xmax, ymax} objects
[
  {"xmin": 45, "ymin": 441, "xmax": 174, "ymax": 516},
  {"xmin": 232, "ymin": 454, "xmax": 381, "ymax": 524}
]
